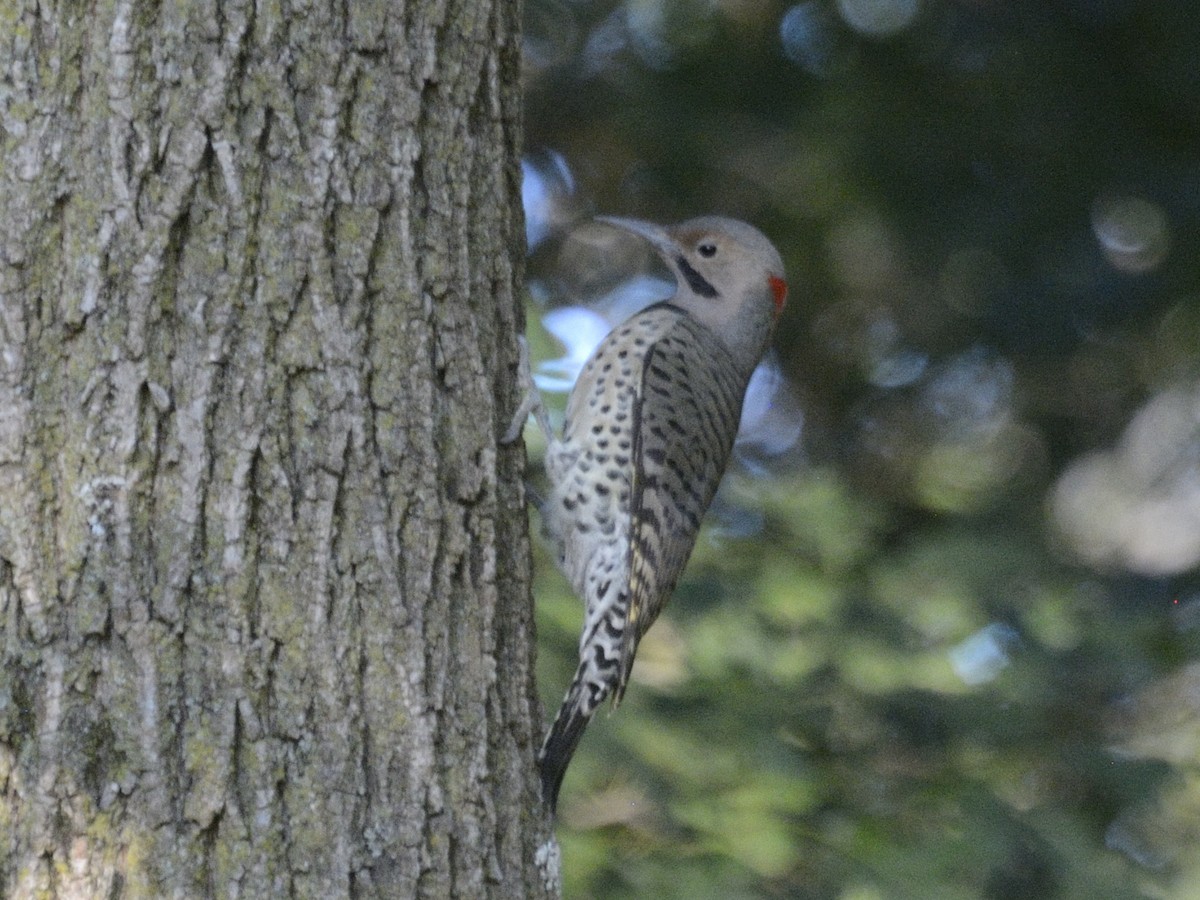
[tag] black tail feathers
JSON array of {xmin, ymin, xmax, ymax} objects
[{"xmin": 537, "ymin": 671, "xmax": 609, "ymax": 814}]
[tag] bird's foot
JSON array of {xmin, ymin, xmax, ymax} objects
[{"xmin": 503, "ymin": 335, "xmax": 554, "ymax": 444}]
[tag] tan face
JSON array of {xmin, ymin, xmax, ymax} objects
[{"xmin": 666, "ymin": 223, "xmax": 788, "ymax": 321}]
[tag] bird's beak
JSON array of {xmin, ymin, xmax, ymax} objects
[{"xmin": 595, "ymin": 216, "xmax": 677, "ymax": 258}]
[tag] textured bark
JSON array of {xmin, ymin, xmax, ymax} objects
[{"xmin": 0, "ymin": 0, "xmax": 554, "ymax": 897}]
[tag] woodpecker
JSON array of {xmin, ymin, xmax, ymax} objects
[{"xmin": 508, "ymin": 215, "xmax": 788, "ymax": 813}]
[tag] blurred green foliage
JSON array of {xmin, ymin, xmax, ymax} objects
[{"xmin": 521, "ymin": 1, "xmax": 1200, "ymax": 896}]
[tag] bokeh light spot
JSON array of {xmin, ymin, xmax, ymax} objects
[
  {"xmin": 836, "ymin": 0, "xmax": 920, "ymax": 38},
  {"xmin": 1052, "ymin": 382, "xmax": 1200, "ymax": 575},
  {"xmin": 1091, "ymin": 194, "xmax": 1171, "ymax": 274},
  {"xmin": 522, "ymin": 150, "xmax": 576, "ymax": 250},
  {"xmin": 780, "ymin": 2, "xmax": 846, "ymax": 76},
  {"xmin": 949, "ymin": 623, "xmax": 1018, "ymax": 686}
]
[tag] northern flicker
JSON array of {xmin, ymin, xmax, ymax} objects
[{"xmin": 508, "ymin": 215, "xmax": 788, "ymax": 813}]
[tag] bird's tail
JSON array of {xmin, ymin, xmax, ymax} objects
[{"xmin": 537, "ymin": 659, "xmax": 613, "ymax": 814}]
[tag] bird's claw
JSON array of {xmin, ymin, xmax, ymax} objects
[{"xmin": 503, "ymin": 335, "xmax": 554, "ymax": 444}]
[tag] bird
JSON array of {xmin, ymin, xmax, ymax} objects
[{"xmin": 507, "ymin": 214, "xmax": 788, "ymax": 813}]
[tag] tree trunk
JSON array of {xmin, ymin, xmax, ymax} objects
[{"xmin": 0, "ymin": 0, "xmax": 553, "ymax": 896}]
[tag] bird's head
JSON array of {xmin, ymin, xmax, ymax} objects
[{"xmin": 598, "ymin": 215, "xmax": 787, "ymax": 373}]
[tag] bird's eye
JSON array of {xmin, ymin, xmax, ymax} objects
[{"xmin": 698, "ymin": 242, "xmax": 718, "ymax": 258}]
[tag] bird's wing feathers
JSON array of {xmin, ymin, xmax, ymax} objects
[{"xmin": 615, "ymin": 310, "xmax": 746, "ymax": 703}]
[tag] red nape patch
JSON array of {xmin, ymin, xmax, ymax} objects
[{"xmin": 768, "ymin": 275, "xmax": 788, "ymax": 317}]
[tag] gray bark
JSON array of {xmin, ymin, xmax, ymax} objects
[{"xmin": 0, "ymin": 0, "xmax": 554, "ymax": 896}]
